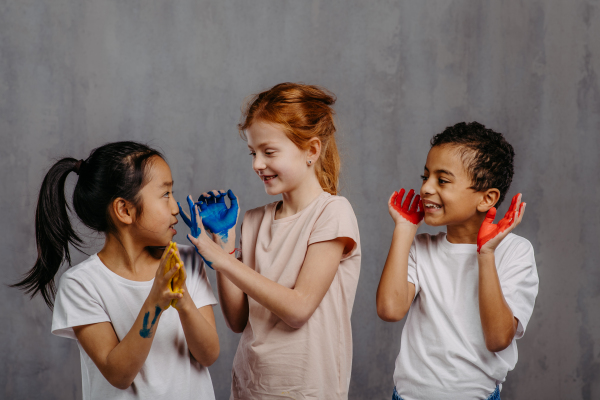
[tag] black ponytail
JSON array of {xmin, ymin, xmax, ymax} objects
[{"xmin": 12, "ymin": 141, "xmax": 163, "ymax": 309}]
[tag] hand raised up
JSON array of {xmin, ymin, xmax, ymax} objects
[
  {"xmin": 196, "ymin": 189, "xmax": 239, "ymax": 244},
  {"xmin": 477, "ymin": 193, "xmax": 526, "ymax": 254},
  {"xmin": 389, "ymin": 188, "xmax": 424, "ymax": 227}
]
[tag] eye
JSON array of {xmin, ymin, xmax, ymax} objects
[
  {"xmin": 438, "ymin": 178, "xmax": 449, "ymax": 185},
  {"xmin": 420, "ymin": 175, "xmax": 428, "ymax": 181},
  {"xmin": 249, "ymin": 151, "xmax": 256, "ymax": 157},
  {"xmin": 163, "ymin": 191, "xmax": 171, "ymax": 198}
]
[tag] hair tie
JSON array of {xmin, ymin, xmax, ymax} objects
[{"xmin": 74, "ymin": 159, "xmax": 84, "ymax": 175}]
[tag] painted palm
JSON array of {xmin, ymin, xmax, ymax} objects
[{"xmin": 195, "ymin": 190, "xmax": 239, "ymax": 243}]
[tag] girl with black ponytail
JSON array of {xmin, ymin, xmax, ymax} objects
[{"xmin": 13, "ymin": 141, "xmax": 219, "ymax": 400}]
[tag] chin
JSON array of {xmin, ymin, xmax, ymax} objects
[{"xmin": 424, "ymin": 215, "xmax": 445, "ymax": 227}]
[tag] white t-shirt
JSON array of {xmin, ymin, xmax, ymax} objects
[
  {"xmin": 394, "ymin": 232, "xmax": 539, "ymax": 400},
  {"xmin": 52, "ymin": 245, "xmax": 217, "ymax": 400}
]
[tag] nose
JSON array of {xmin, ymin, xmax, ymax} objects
[
  {"xmin": 170, "ymin": 194, "xmax": 180, "ymax": 215},
  {"xmin": 253, "ymin": 153, "xmax": 266, "ymax": 172},
  {"xmin": 421, "ymin": 177, "xmax": 435, "ymax": 197}
]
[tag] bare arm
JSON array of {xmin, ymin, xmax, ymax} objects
[
  {"xmin": 190, "ymin": 227, "xmax": 352, "ymax": 329},
  {"xmin": 377, "ymin": 225, "xmax": 417, "ymax": 321},
  {"xmin": 175, "ymin": 288, "xmax": 220, "ymax": 366},
  {"xmin": 477, "ymin": 193, "xmax": 526, "ymax": 352},
  {"xmin": 478, "ymin": 253, "xmax": 519, "ymax": 352},
  {"xmin": 376, "ymin": 189, "xmax": 423, "ymax": 322}
]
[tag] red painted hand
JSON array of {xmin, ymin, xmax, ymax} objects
[
  {"xmin": 477, "ymin": 193, "xmax": 526, "ymax": 253},
  {"xmin": 389, "ymin": 188, "xmax": 424, "ymax": 225}
]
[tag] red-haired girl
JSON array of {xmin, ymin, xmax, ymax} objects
[{"xmin": 181, "ymin": 83, "xmax": 361, "ymax": 399}]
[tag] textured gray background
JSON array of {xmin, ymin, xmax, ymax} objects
[{"xmin": 1, "ymin": 0, "xmax": 599, "ymax": 399}]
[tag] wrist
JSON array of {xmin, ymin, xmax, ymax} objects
[
  {"xmin": 393, "ymin": 223, "xmax": 418, "ymax": 236},
  {"xmin": 477, "ymin": 251, "xmax": 495, "ymax": 264}
]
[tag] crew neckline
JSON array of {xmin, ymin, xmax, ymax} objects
[
  {"xmin": 438, "ymin": 232, "xmax": 478, "ymax": 254},
  {"xmin": 271, "ymin": 192, "xmax": 330, "ymax": 224}
]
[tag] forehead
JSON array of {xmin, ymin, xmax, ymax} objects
[
  {"xmin": 145, "ymin": 156, "xmax": 173, "ymax": 186},
  {"xmin": 425, "ymin": 144, "xmax": 471, "ymax": 177},
  {"xmin": 246, "ymin": 120, "xmax": 290, "ymax": 147}
]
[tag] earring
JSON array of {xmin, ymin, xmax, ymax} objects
[{"xmin": 307, "ymin": 160, "xmax": 312, "ymax": 165}]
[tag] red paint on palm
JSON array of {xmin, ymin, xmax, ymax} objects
[
  {"xmin": 391, "ymin": 188, "xmax": 424, "ymax": 225},
  {"xmin": 477, "ymin": 194, "xmax": 521, "ymax": 253}
]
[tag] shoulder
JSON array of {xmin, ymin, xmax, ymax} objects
[
  {"xmin": 58, "ymin": 254, "xmax": 105, "ymax": 288},
  {"xmin": 497, "ymin": 233, "xmax": 535, "ymax": 257},
  {"xmin": 242, "ymin": 201, "xmax": 278, "ymax": 226},
  {"xmin": 317, "ymin": 194, "xmax": 356, "ymax": 218}
]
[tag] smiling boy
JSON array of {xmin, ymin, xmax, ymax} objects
[{"xmin": 377, "ymin": 122, "xmax": 539, "ymax": 400}]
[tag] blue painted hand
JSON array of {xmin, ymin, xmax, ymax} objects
[
  {"xmin": 196, "ymin": 189, "xmax": 239, "ymax": 243},
  {"xmin": 178, "ymin": 196, "xmax": 213, "ymax": 269}
]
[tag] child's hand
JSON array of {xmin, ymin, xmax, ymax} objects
[
  {"xmin": 147, "ymin": 247, "xmax": 184, "ymax": 311},
  {"xmin": 477, "ymin": 193, "xmax": 526, "ymax": 254},
  {"xmin": 389, "ymin": 188, "xmax": 424, "ymax": 227},
  {"xmin": 165, "ymin": 243, "xmax": 187, "ymax": 308},
  {"xmin": 186, "ymin": 203, "xmax": 230, "ymax": 271},
  {"xmin": 196, "ymin": 189, "xmax": 239, "ymax": 245},
  {"xmin": 178, "ymin": 195, "xmax": 203, "ymax": 238}
]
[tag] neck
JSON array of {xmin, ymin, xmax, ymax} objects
[
  {"xmin": 97, "ymin": 232, "xmax": 158, "ymax": 277},
  {"xmin": 445, "ymin": 213, "xmax": 486, "ymax": 244},
  {"xmin": 277, "ymin": 175, "xmax": 325, "ymax": 219}
]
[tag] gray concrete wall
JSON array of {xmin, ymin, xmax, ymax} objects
[{"xmin": 1, "ymin": 1, "xmax": 599, "ymax": 399}]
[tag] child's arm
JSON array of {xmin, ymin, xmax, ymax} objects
[
  {"xmin": 477, "ymin": 193, "xmax": 526, "ymax": 352},
  {"xmin": 72, "ymin": 248, "xmax": 183, "ymax": 389},
  {"xmin": 190, "ymin": 230, "xmax": 350, "ymax": 329},
  {"xmin": 376, "ymin": 189, "xmax": 423, "ymax": 322},
  {"xmin": 179, "ymin": 191, "xmax": 249, "ymax": 333}
]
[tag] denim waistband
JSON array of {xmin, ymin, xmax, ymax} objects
[{"xmin": 393, "ymin": 385, "xmax": 500, "ymax": 400}]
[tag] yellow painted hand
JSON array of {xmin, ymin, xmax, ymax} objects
[{"xmin": 164, "ymin": 242, "xmax": 186, "ymax": 308}]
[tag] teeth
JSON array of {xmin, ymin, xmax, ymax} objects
[{"xmin": 425, "ymin": 203, "xmax": 441, "ymax": 209}]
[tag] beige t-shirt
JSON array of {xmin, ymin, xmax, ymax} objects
[{"xmin": 231, "ymin": 192, "xmax": 361, "ymax": 400}]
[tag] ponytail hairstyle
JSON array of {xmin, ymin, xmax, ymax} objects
[
  {"xmin": 12, "ymin": 141, "xmax": 164, "ymax": 309},
  {"xmin": 239, "ymin": 82, "xmax": 341, "ymax": 195}
]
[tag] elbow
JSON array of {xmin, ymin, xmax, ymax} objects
[
  {"xmin": 377, "ymin": 300, "xmax": 408, "ymax": 322},
  {"xmin": 285, "ymin": 312, "xmax": 311, "ymax": 330},
  {"xmin": 226, "ymin": 318, "xmax": 247, "ymax": 334},
  {"xmin": 107, "ymin": 376, "xmax": 134, "ymax": 391},
  {"xmin": 484, "ymin": 335, "xmax": 513, "ymax": 353},
  {"xmin": 201, "ymin": 345, "xmax": 220, "ymax": 367}
]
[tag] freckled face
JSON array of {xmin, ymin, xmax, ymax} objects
[
  {"xmin": 133, "ymin": 157, "xmax": 179, "ymax": 246},
  {"xmin": 246, "ymin": 121, "xmax": 310, "ymax": 196},
  {"xmin": 420, "ymin": 145, "xmax": 483, "ymax": 227}
]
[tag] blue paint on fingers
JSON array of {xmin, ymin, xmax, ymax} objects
[{"xmin": 196, "ymin": 189, "xmax": 239, "ymax": 242}]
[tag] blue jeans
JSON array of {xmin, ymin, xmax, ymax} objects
[{"xmin": 392, "ymin": 385, "xmax": 500, "ymax": 400}]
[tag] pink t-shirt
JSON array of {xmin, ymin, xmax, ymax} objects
[{"xmin": 231, "ymin": 192, "xmax": 361, "ymax": 400}]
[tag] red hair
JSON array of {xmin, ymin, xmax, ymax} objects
[{"xmin": 239, "ymin": 83, "xmax": 341, "ymax": 195}]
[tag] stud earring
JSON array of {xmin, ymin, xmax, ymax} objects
[{"xmin": 307, "ymin": 160, "xmax": 312, "ymax": 165}]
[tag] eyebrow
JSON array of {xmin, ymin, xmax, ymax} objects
[
  {"xmin": 248, "ymin": 141, "xmax": 276, "ymax": 150},
  {"xmin": 424, "ymin": 166, "xmax": 456, "ymax": 177},
  {"xmin": 160, "ymin": 181, "xmax": 174, "ymax": 188}
]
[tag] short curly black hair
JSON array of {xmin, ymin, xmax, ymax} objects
[{"xmin": 430, "ymin": 121, "xmax": 515, "ymax": 207}]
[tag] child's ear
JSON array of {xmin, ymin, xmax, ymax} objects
[
  {"xmin": 306, "ymin": 137, "xmax": 322, "ymax": 164},
  {"xmin": 112, "ymin": 198, "xmax": 136, "ymax": 225},
  {"xmin": 477, "ymin": 189, "xmax": 501, "ymax": 212}
]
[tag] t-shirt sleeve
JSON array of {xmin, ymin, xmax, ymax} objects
[
  {"xmin": 307, "ymin": 197, "xmax": 360, "ymax": 259},
  {"xmin": 407, "ymin": 240, "xmax": 420, "ymax": 298},
  {"xmin": 51, "ymin": 272, "xmax": 111, "ymax": 340},
  {"xmin": 179, "ymin": 245, "xmax": 218, "ymax": 309},
  {"xmin": 497, "ymin": 236, "xmax": 539, "ymax": 339}
]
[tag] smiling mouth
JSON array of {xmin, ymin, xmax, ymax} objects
[
  {"xmin": 424, "ymin": 203, "xmax": 442, "ymax": 209},
  {"xmin": 261, "ymin": 175, "xmax": 277, "ymax": 182}
]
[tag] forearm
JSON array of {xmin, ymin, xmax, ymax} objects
[
  {"xmin": 478, "ymin": 252, "xmax": 517, "ymax": 352},
  {"xmin": 177, "ymin": 301, "xmax": 220, "ymax": 366},
  {"xmin": 376, "ymin": 225, "xmax": 416, "ymax": 321},
  {"xmin": 104, "ymin": 301, "xmax": 163, "ymax": 388},
  {"xmin": 217, "ymin": 269, "xmax": 249, "ymax": 333},
  {"xmin": 216, "ymin": 255, "xmax": 315, "ymax": 329}
]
